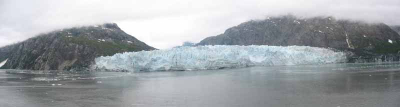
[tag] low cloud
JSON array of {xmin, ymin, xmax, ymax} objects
[{"xmin": 0, "ymin": 0, "xmax": 399, "ymax": 49}]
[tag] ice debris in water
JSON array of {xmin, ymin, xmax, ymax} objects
[
  {"xmin": 51, "ymin": 84, "xmax": 62, "ymax": 86},
  {"xmin": 94, "ymin": 45, "xmax": 347, "ymax": 72},
  {"xmin": 32, "ymin": 77, "xmax": 60, "ymax": 82}
]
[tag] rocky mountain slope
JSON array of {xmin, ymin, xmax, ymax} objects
[
  {"xmin": 197, "ymin": 15, "xmax": 400, "ymax": 61},
  {"xmin": 390, "ymin": 26, "xmax": 400, "ymax": 34},
  {"xmin": 0, "ymin": 23, "xmax": 154, "ymax": 70}
]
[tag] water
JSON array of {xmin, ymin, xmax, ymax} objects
[{"xmin": 1, "ymin": 63, "xmax": 400, "ymax": 107}]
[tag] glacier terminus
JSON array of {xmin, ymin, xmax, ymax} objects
[{"xmin": 94, "ymin": 45, "xmax": 347, "ymax": 72}]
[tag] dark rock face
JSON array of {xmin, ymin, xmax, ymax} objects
[
  {"xmin": 0, "ymin": 45, "xmax": 13, "ymax": 63},
  {"xmin": 197, "ymin": 15, "xmax": 400, "ymax": 57},
  {"xmin": 0, "ymin": 23, "xmax": 155, "ymax": 70}
]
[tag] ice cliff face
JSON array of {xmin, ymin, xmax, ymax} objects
[{"xmin": 94, "ymin": 45, "xmax": 346, "ymax": 72}]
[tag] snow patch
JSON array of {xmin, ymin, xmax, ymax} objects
[
  {"xmin": 127, "ymin": 41, "xmax": 132, "ymax": 43},
  {"xmin": 363, "ymin": 35, "xmax": 367, "ymax": 38},
  {"xmin": 388, "ymin": 39, "xmax": 393, "ymax": 44},
  {"xmin": 94, "ymin": 46, "xmax": 346, "ymax": 72},
  {"xmin": 293, "ymin": 20, "xmax": 300, "ymax": 24},
  {"xmin": 101, "ymin": 27, "xmax": 114, "ymax": 31},
  {"xmin": 345, "ymin": 32, "xmax": 354, "ymax": 49},
  {"xmin": 0, "ymin": 59, "xmax": 8, "ymax": 67}
]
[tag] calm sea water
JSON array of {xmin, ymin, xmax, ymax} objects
[{"xmin": 1, "ymin": 63, "xmax": 400, "ymax": 107}]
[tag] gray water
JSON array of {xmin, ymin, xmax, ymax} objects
[{"xmin": 1, "ymin": 63, "xmax": 400, "ymax": 107}]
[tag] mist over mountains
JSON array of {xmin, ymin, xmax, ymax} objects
[
  {"xmin": 1, "ymin": 15, "xmax": 400, "ymax": 70},
  {"xmin": 1, "ymin": 0, "xmax": 399, "ymax": 49},
  {"xmin": 390, "ymin": 26, "xmax": 400, "ymax": 34}
]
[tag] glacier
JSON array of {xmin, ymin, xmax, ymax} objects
[{"xmin": 94, "ymin": 45, "xmax": 347, "ymax": 72}]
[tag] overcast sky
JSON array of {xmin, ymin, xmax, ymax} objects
[{"xmin": 0, "ymin": 0, "xmax": 399, "ymax": 49}]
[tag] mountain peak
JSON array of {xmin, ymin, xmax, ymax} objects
[
  {"xmin": 0, "ymin": 23, "xmax": 154, "ymax": 70},
  {"xmin": 197, "ymin": 15, "xmax": 400, "ymax": 57},
  {"xmin": 101, "ymin": 23, "xmax": 121, "ymax": 30}
]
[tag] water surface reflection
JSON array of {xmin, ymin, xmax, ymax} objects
[{"xmin": 0, "ymin": 63, "xmax": 400, "ymax": 107}]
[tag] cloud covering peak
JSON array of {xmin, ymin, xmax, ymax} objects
[{"xmin": 0, "ymin": 0, "xmax": 399, "ymax": 49}]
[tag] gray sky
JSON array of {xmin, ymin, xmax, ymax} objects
[{"xmin": 0, "ymin": 0, "xmax": 399, "ymax": 49}]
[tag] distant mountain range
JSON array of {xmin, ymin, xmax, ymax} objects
[
  {"xmin": 197, "ymin": 15, "xmax": 400, "ymax": 61},
  {"xmin": 0, "ymin": 23, "xmax": 154, "ymax": 70}
]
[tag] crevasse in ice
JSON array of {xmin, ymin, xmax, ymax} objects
[{"xmin": 94, "ymin": 45, "xmax": 347, "ymax": 71}]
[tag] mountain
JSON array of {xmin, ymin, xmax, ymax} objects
[
  {"xmin": 390, "ymin": 26, "xmax": 400, "ymax": 34},
  {"xmin": 197, "ymin": 15, "xmax": 400, "ymax": 58},
  {"xmin": 0, "ymin": 23, "xmax": 155, "ymax": 70},
  {"xmin": 182, "ymin": 42, "xmax": 196, "ymax": 47}
]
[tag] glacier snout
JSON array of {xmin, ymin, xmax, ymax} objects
[{"xmin": 94, "ymin": 45, "xmax": 346, "ymax": 72}]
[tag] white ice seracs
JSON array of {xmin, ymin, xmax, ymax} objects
[{"xmin": 94, "ymin": 45, "xmax": 347, "ymax": 72}]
